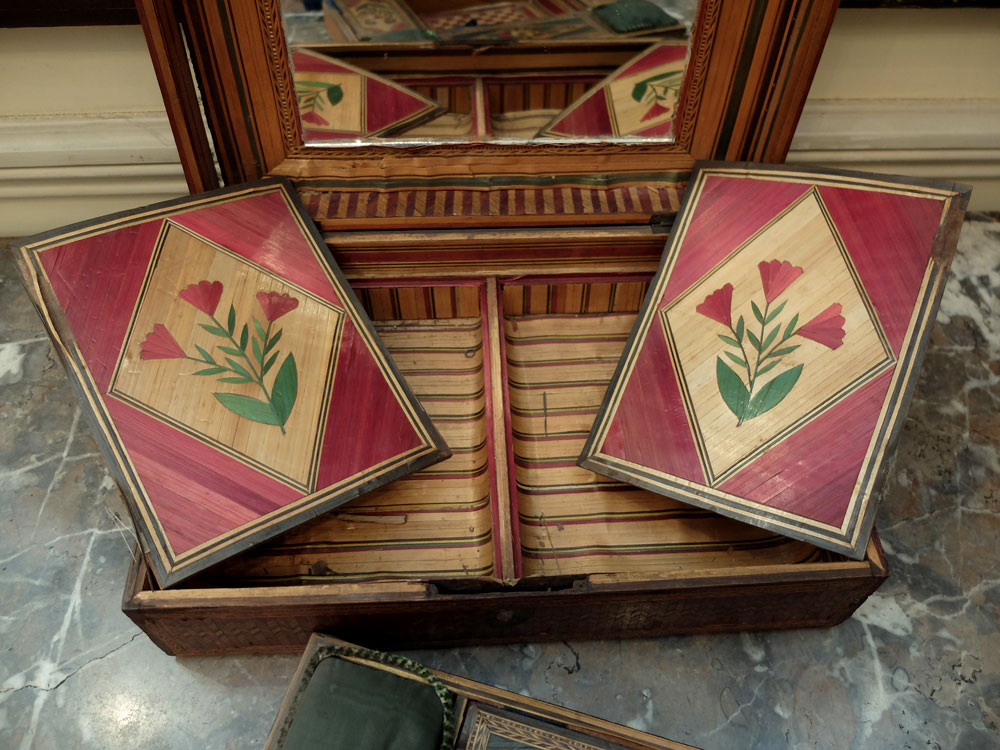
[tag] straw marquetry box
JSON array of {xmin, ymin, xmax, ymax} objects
[
  {"xmin": 110, "ymin": 160, "xmax": 976, "ymax": 656},
  {"xmin": 104, "ymin": 0, "xmax": 973, "ymax": 653}
]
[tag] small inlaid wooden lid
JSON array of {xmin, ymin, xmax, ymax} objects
[
  {"xmin": 265, "ymin": 634, "xmax": 698, "ymax": 749},
  {"xmin": 581, "ymin": 162, "xmax": 970, "ymax": 558},
  {"xmin": 16, "ymin": 178, "xmax": 449, "ymax": 587}
]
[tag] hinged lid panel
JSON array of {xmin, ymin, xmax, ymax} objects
[
  {"xmin": 581, "ymin": 163, "xmax": 969, "ymax": 558},
  {"xmin": 17, "ymin": 179, "xmax": 448, "ymax": 587}
]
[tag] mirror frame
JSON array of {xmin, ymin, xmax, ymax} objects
[{"xmin": 137, "ymin": 0, "xmax": 839, "ymax": 229}]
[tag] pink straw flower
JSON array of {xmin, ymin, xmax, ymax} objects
[
  {"xmin": 796, "ymin": 303, "xmax": 846, "ymax": 349},
  {"xmin": 641, "ymin": 101, "xmax": 673, "ymax": 122},
  {"xmin": 179, "ymin": 280, "xmax": 223, "ymax": 316},
  {"xmin": 758, "ymin": 260, "xmax": 803, "ymax": 303},
  {"xmin": 256, "ymin": 291, "xmax": 299, "ymax": 322},
  {"xmin": 139, "ymin": 324, "xmax": 186, "ymax": 360},
  {"xmin": 696, "ymin": 283, "xmax": 734, "ymax": 327},
  {"xmin": 301, "ymin": 111, "xmax": 329, "ymax": 126}
]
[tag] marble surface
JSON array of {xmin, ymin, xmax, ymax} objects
[{"xmin": 1, "ymin": 216, "xmax": 998, "ymax": 749}]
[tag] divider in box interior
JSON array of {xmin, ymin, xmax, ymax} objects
[
  {"xmin": 394, "ymin": 73, "xmax": 606, "ymax": 138},
  {"xmin": 485, "ymin": 75, "xmax": 602, "ymax": 137},
  {"xmin": 194, "ymin": 276, "xmax": 835, "ymax": 589},
  {"xmin": 399, "ymin": 78, "xmax": 477, "ymax": 138}
]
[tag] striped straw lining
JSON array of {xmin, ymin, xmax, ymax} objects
[
  {"xmin": 505, "ymin": 312, "xmax": 828, "ymax": 577},
  {"xmin": 198, "ymin": 293, "xmax": 830, "ymax": 588}
]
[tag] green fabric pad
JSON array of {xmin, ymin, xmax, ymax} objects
[
  {"xmin": 281, "ymin": 656, "xmax": 444, "ymax": 750},
  {"xmin": 592, "ymin": 0, "xmax": 678, "ymax": 33}
]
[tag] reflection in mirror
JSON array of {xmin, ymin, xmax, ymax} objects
[{"xmin": 281, "ymin": 0, "xmax": 698, "ymax": 145}]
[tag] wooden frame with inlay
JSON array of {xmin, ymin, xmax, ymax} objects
[{"xmin": 136, "ymin": 0, "xmax": 841, "ymax": 229}]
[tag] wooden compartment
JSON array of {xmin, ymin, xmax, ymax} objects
[
  {"xmin": 127, "ymin": 0, "xmax": 891, "ymax": 658},
  {"xmin": 122, "ymin": 232, "xmax": 889, "ymax": 655},
  {"xmin": 199, "ymin": 280, "xmax": 504, "ymax": 584}
]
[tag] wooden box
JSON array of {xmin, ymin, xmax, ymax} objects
[
  {"xmin": 114, "ymin": 169, "xmax": 908, "ymax": 655},
  {"xmin": 117, "ymin": 0, "xmax": 904, "ymax": 655},
  {"xmin": 265, "ymin": 634, "xmax": 696, "ymax": 749}
]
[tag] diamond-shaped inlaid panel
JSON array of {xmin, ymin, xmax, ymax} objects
[
  {"xmin": 581, "ymin": 164, "xmax": 968, "ymax": 558},
  {"xmin": 110, "ymin": 221, "xmax": 344, "ymax": 493},
  {"xmin": 659, "ymin": 188, "xmax": 894, "ymax": 484},
  {"xmin": 541, "ymin": 41, "xmax": 687, "ymax": 139},
  {"xmin": 291, "ymin": 49, "xmax": 442, "ymax": 141},
  {"xmin": 18, "ymin": 180, "xmax": 448, "ymax": 587}
]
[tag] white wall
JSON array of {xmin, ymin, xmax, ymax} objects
[
  {"xmin": 1, "ymin": 10, "xmax": 997, "ymax": 236},
  {"xmin": 788, "ymin": 8, "xmax": 1000, "ymax": 209},
  {"xmin": 0, "ymin": 26, "xmax": 186, "ymax": 236}
]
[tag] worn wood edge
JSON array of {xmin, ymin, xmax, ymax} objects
[
  {"xmin": 865, "ymin": 532, "xmax": 890, "ymax": 579},
  {"xmin": 122, "ymin": 547, "xmax": 886, "ymax": 657},
  {"xmin": 121, "ymin": 536, "xmax": 886, "ymax": 610},
  {"xmin": 324, "ymin": 225, "xmax": 663, "ymax": 247},
  {"xmin": 341, "ymin": 261, "xmax": 662, "ymax": 281}
]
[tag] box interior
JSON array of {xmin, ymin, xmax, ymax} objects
[{"xmin": 197, "ymin": 272, "xmax": 835, "ymax": 590}]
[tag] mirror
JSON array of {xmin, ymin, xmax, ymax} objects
[{"xmin": 280, "ymin": 0, "xmax": 699, "ymax": 145}]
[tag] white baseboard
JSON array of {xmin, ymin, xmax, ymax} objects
[
  {"xmin": 1, "ymin": 99, "xmax": 996, "ymax": 238},
  {"xmin": 789, "ymin": 98, "xmax": 1000, "ymax": 210},
  {"xmin": 0, "ymin": 113, "xmax": 188, "ymax": 236},
  {"xmin": 0, "ymin": 113, "xmax": 182, "ymax": 169}
]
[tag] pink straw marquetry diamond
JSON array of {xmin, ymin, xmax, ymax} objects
[
  {"xmin": 797, "ymin": 303, "xmax": 846, "ymax": 349},
  {"xmin": 139, "ymin": 324, "xmax": 186, "ymax": 360},
  {"xmin": 696, "ymin": 283, "xmax": 734, "ymax": 327},
  {"xmin": 179, "ymin": 280, "xmax": 223, "ymax": 316},
  {"xmin": 256, "ymin": 291, "xmax": 299, "ymax": 322},
  {"xmin": 301, "ymin": 111, "xmax": 329, "ymax": 127},
  {"xmin": 758, "ymin": 260, "xmax": 803, "ymax": 303}
]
